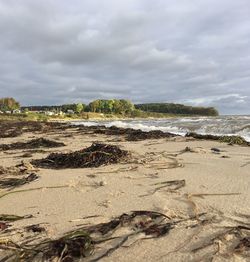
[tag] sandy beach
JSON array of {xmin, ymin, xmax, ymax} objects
[{"xmin": 0, "ymin": 122, "xmax": 249, "ymax": 261}]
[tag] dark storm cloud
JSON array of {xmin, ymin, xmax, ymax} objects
[{"xmin": 0, "ymin": 0, "xmax": 249, "ymax": 114}]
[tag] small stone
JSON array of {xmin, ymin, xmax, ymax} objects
[{"xmin": 99, "ymin": 181, "xmax": 107, "ymax": 186}]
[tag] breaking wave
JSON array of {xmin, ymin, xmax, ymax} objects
[{"xmin": 72, "ymin": 115, "xmax": 250, "ymax": 142}]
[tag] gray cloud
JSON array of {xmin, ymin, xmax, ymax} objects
[{"xmin": 0, "ymin": 0, "xmax": 250, "ymax": 114}]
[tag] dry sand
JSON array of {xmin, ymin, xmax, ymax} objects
[{"xmin": 0, "ymin": 126, "xmax": 249, "ymax": 261}]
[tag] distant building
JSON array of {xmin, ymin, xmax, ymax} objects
[
  {"xmin": 57, "ymin": 111, "xmax": 64, "ymax": 116},
  {"xmin": 12, "ymin": 109, "xmax": 21, "ymax": 114},
  {"xmin": 67, "ymin": 109, "xmax": 74, "ymax": 114},
  {"xmin": 45, "ymin": 111, "xmax": 55, "ymax": 116}
]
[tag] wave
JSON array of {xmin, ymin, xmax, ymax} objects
[{"xmin": 72, "ymin": 116, "xmax": 250, "ymax": 142}]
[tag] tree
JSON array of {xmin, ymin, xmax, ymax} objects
[
  {"xmin": 75, "ymin": 103, "xmax": 84, "ymax": 113},
  {"xmin": 119, "ymin": 99, "xmax": 135, "ymax": 114},
  {"xmin": 89, "ymin": 100, "xmax": 101, "ymax": 112},
  {"xmin": 0, "ymin": 97, "xmax": 20, "ymax": 111}
]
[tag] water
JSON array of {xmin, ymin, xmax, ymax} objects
[{"xmin": 71, "ymin": 115, "xmax": 250, "ymax": 142}]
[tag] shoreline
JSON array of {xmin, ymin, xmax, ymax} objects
[{"xmin": 0, "ymin": 121, "xmax": 249, "ymax": 261}]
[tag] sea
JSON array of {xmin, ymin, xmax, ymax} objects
[{"xmin": 71, "ymin": 115, "xmax": 250, "ymax": 142}]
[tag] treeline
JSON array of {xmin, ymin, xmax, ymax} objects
[
  {"xmin": 0, "ymin": 97, "xmax": 20, "ymax": 111},
  {"xmin": 17, "ymin": 97, "xmax": 219, "ymax": 116},
  {"xmin": 22, "ymin": 99, "xmax": 135, "ymax": 115},
  {"xmin": 135, "ymin": 103, "xmax": 219, "ymax": 116}
]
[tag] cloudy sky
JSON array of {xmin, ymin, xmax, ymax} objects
[{"xmin": 0, "ymin": 0, "xmax": 250, "ymax": 114}]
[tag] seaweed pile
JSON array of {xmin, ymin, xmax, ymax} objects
[
  {"xmin": 0, "ymin": 163, "xmax": 39, "ymax": 189},
  {"xmin": 0, "ymin": 121, "xmax": 68, "ymax": 138},
  {"xmin": 186, "ymin": 132, "xmax": 250, "ymax": 146},
  {"xmin": 89, "ymin": 126, "xmax": 177, "ymax": 141},
  {"xmin": 0, "ymin": 138, "xmax": 65, "ymax": 151},
  {"xmin": 32, "ymin": 143, "xmax": 129, "ymax": 169},
  {"xmin": 2, "ymin": 210, "xmax": 249, "ymax": 261},
  {"xmin": 0, "ymin": 210, "xmax": 172, "ymax": 261}
]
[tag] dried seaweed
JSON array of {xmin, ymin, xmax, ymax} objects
[
  {"xmin": 186, "ymin": 132, "xmax": 249, "ymax": 146},
  {"xmin": 32, "ymin": 143, "xmax": 129, "ymax": 169},
  {"xmin": 0, "ymin": 222, "xmax": 9, "ymax": 231},
  {"xmin": 191, "ymin": 225, "xmax": 250, "ymax": 257},
  {"xmin": 186, "ymin": 193, "xmax": 241, "ymax": 219},
  {"xmin": 90, "ymin": 125, "xmax": 177, "ymax": 141},
  {"xmin": 0, "ymin": 210, "xmax": 172, "ymax": 261},
  {"xmin": 140, "ymin": 180, "xmax": 186, "ymax": 197},
  {"xmin": 0, "ymin": 214, "xmax": 32, "ymax": 222},
  {"xmin": 25, "ymin": 225, "xmax": 46, "ymax": 233},
  {"xmin": 0, "ymin": 121, "xmax": 69, "ymax": 138},
  {"xmin": 0, "ymin": 173, "xmax": 39, "ymax": 190},
  {"xmin": 0, "ymin": 138, "xmax": 65, "ymax": 151}
]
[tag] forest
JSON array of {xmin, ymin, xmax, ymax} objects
[
  {"xmin": 135, "ymin": 103, "xmax": 219, "ymax": 116},
  {"xmin": 1, "ymin": 97, "xmax": 219, "ymax": 116}
]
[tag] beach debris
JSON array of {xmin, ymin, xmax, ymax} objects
[
  {"xmin": 0, "ymin": 222, "xmax": 9, "ymax": 231},
  {"xmin": 96, "ymin": 165, "xmax": 138, "ymax": 174},
  {"xmin": 0, "ymin": 214, "xmax": 32, "ymax": 222},
  {"xmin": 15, "ymin": 161, "xmax": 38, "ymax": 173},
  {"xmin": 179, "ymin": 146, "xmax": 206, "ymax": 154},
  {"xmin": 20, "ymin": 152, "xmax": 33, "ymax": 158},
  {"xmin": 92, "ymin": 125, "xmax": 177, "ymax": 141},
  {"xmin": 191, "ymin": 225, "xmax": 250, "ymax": 259},
  {"xmin": 221, "ymin": 155, "xmax": 230, "ymax": 158},
  {"xmin": 98, "ymin": 181, "xmax": 107, "ymax": 187},
  {"xmin": 98, "ymin": 200, "xmax": 111, "ymax": 208},
  {"xmin": 126, "ymin": 129, "xmax": 176, "ymax": 141},
  {"xmin": 31, "ymin": 143, "xmax": 129, "ymax": 169},
  {"xmin": 125, "ymin": 172, "xmax": 159, "ymax": 180},
  {"xmin": 0, "ymin": 121, "xmax": 69, "ymax": 138},
  {"xmin": 0, "ymin": 173, "xmax": 39, "ymax": 190},
  {"xmin": 234, "ymin": 236, "xmax": 250, "ymax": 253},
  {"xmin": 241, "ymin": 161, "xmax": 250, "ymax": 167},
  {"xmin": 0, "ymin": 162, "xmax": 38, "ymax": 177},
  {"xmin": 0, "ymin": 138, "xmax": 65, "ymax": 151},
  {"xmin": 133, "ymin": 151, "xmax": 183, "ymax": 169},
  {"xmin": 144, "ymin": 158, "xmax": 183, "ymax": 169},
  {"xmin": 140, "ymin": 180, "xmax": 186, "ymax": 197},
  {"xmin": 25, "ymin": 224, "xmax": 46, "ymax": 233},
  {"xmin": 186, "ymin": 132, "xmax": 250, "ymax": 146},
  {"xmin": 211, "ymin": 147, "xmax": 221, "ymax": 153},
  {"xmin": 0, "ymin": 210, "xmax": 172, "ymax": 261},
  {"xmin": 185, "ymin": 193, "xmax": 241, "ymax": 219},
  {"xmin": 0, "ymin": 163, "xmax": 39, "ymax": 190}
]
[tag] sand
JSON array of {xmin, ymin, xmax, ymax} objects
[{"xmin": 0, "ymin": 125, "xmax": 249, "ymax": 261}]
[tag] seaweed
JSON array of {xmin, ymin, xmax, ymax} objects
[
  {"xmin": 0, "ymin": 173, "xmax": 39, "ymax": 190},
  {"xmin": 0, "ymin": 214, "xmax": 32, "ymax": 222},
  {"xmin": 0, "ymin": 222, "xmax": 9, "ymax": 231},
  {"xmin": 90, "ymin": 126, "xmax": 177, "ymax": 141},
  {"xmin": 140, "ymin": 180, "xmax": 186, "ymax": 197},
  {"xmin": 32, "ymin": 143, "xmax": 129, "ymax": 169},
  {"xmin": 0, "ymin": 210, "xmax": 172, "ymax": 261},
  {"xmin": 25, "ymin": 224, "xmax": 46, "ymax": 233},
  {"xmin": 191, "ymin": 225, "xmax": 250, "ymax": 257},
  {"xmin": 0, "ymin": 138, "xmax": 65, "ymax": 151},
  {"xmin": 186, "ymin": 132, "xmax": 249, "ymax": 146},
  {"xmin": 0, "ymin": 121, "xmax": 69, "ymax": 138}
]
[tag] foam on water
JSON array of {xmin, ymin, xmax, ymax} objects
[{"xmin": 72, "ymin": 115, "xmax": 250, "ymax": 142}]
